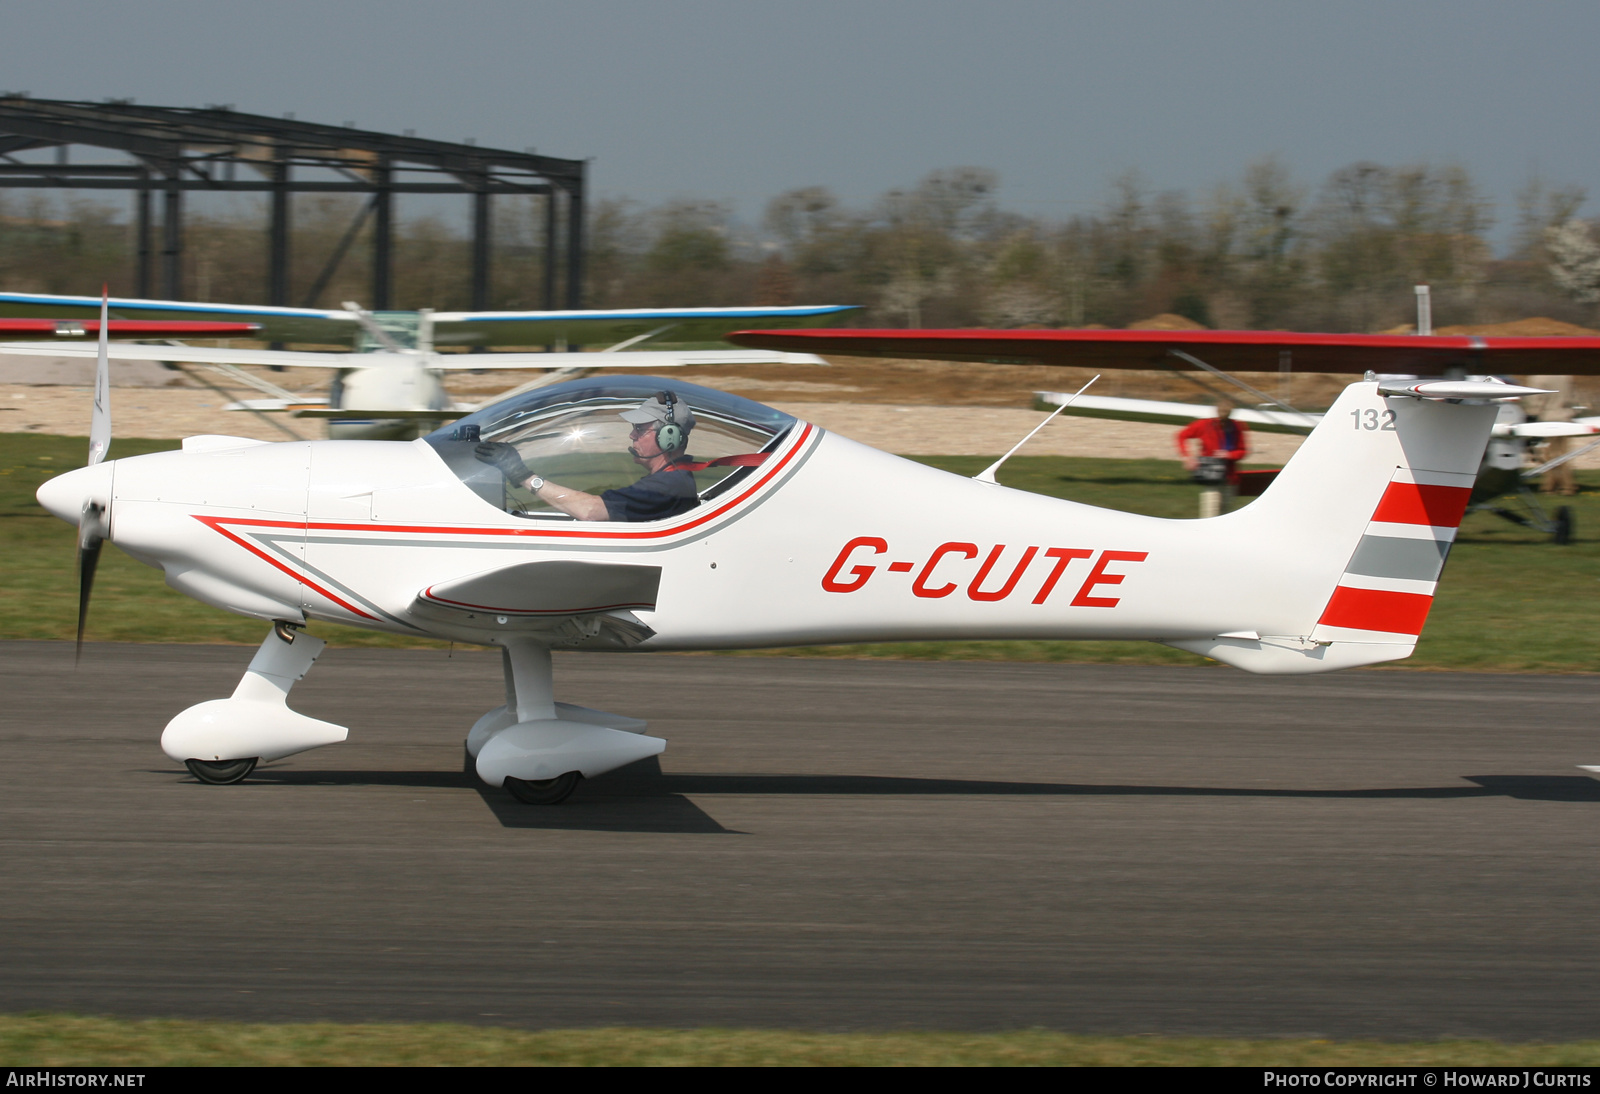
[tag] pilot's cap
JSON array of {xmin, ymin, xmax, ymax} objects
[{"xmin": 619, "ymin": 393, "xmax": 696, "ymax": 431}]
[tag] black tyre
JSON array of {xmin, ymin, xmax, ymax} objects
[
  {"xmin": 1554, "ymin": 506, "xmax": 1575, "ymax": 545},
  {"xmin": 185, "ymin": 757, "xmax": 258, "ymax": 785},
  {"xmin": 504, "ymin": 771, "xmax": 581, "ymax": 805}
]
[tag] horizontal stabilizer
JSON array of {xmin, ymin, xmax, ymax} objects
[
  {"xmin": 1375, "ymin": 379, "xmax": 1554, "ymax": 399},
  {"xmin": 1165, "ymin": 636, "xmax": 1415, "ymax": 674}
]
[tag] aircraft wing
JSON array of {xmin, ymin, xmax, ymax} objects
[
  {"xmin": 0, "ymin": 319, "xmax": 259, "ymax": 339},
  {"xmin": 0, "ymin": 342, "xmax": 353, "ymax": 367},
  {"xmin": 1036, "ymin": 392, "xmax": 1318, "ymax": 435},
  {"xmin": 0, "ymin": 343, "xmax": 824, "ymax": 371},
  {"xmin": 423, "ymin": 349, "xmax": 825, "ymax": 369},
  {"xmin": 0, "ymin": 291, "xmax": 356, "ymax": 344},
  {"xmin": 1500, "ymin": 419, "xmax": 1600, "ymax": 438},
  {"xmin": 728, "ymin": 327, "xmax": 1600, "ymax": 374},
  {"xmin": 0, "ymin": 295, "xmax": 860, "ymax": 349},
  {"xmin": 429, "ymin": 305, "xmax": 860, "ymax": 347}
]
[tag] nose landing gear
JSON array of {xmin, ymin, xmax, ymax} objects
[{"xmin": 162, "ymin": 623, "xmax": 348, "ymax": 782}]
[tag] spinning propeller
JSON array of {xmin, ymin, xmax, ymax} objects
[{"xmin": 75, "ymin": 289, "xmax": 112, "ymax": 663}]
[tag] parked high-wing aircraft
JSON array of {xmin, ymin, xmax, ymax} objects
[
  {"xmin": 35, "ymin": 312, "xmax": 1557, "ymax": 803},
  {"xmin": 1028, "ymin": 390, "xmax": 1599, "ymax": 541},
  {"xmin": 731, "ymin": 324, "xmax": 1600, "ymax": 542},
  {"xmin": 0, "ymin": 291, "xmax": 857, "ymax": 439}
]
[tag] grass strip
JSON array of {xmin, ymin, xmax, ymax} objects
[
  {"xmin": 6, "ymin": 1015, "xmax": 1600, "ymax": 1067},
  {"xmin": 6, "ymin": 434, "xmax": 1598, "ymax": 671}
]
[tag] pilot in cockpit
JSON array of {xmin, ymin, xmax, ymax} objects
[{"xmin": 474, "ymin": 391, "xmax": 700, "ymax": 522}]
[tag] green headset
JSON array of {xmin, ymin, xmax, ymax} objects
[{"xmin": 650, "ymin": 390, "xmax": 689, "ymax": 454}]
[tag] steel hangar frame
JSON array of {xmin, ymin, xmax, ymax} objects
[{"xmin": 0, "ymin": 95, "xmax": 586, "ymax": 311}]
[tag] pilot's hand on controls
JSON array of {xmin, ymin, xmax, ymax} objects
[{"xmin": 474, "ymin": 442, "xmax": 532, "ymax": 484}]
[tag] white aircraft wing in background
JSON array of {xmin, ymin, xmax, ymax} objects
[
  {"xmin": 1034, "ymin": 392, "xmax": 1317, "ymax": 435},
  {"xmin": 0, "ymin": 342, "xmax": 826, "ymax": 371},
  {"xmin": 0, "ymin": 292, "xmax": 860, "ymax": 348},
  {"xmin": 1034, "ymin": 390, "xmax": 1600, "ymax": 440},
  {"xmin": 0, "ymin": 293, "xmax": 855, "ymax": 439},
  {"xmin": 427, "ymin": 305, "xmax": 861, "ymax": 348}
]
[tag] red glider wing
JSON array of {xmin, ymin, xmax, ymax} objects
[{"xmin": 726, "ymin": 328, "xmax": 1600, "ymax": 374}]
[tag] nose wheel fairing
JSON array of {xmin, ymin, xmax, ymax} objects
[{"xmin": 161, "ymin": 625, "xmax": 347, "ymax": 768}]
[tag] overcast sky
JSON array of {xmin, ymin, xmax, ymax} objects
[{"xmin": 1, "ymin": 0, "xmax": 1595, "ymax": 246}]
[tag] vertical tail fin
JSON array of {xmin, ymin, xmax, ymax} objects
[
  {"xmin": 1167, "ymin": 380, "xmax": 1498, "ymax": 674},
  {"xmin": 1309, "ymin": 467, "xmax": 1472, "ymax": 644}
]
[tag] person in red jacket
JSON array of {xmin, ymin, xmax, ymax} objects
[
  {"xmin": 1176, "ymin": 397, "xmax": 1250, "ymax": 481},
  {"xmin": 1176, "ymin": 397, "xmax": 1250, "ymax": 517}
]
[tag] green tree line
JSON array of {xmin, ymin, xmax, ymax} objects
[{"xmin": 0, "ymin": 158, "xmax": 1594, "ymax": 332}]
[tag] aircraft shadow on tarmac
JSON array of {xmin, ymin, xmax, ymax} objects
[{"xmin": 174, "ymin": 763, "xmax": 1600, "ymax": 833}]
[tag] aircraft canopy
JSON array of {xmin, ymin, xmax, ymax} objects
[{"xmin": 425, "ymin": 377, "xmax": 796, "ymax": 521}]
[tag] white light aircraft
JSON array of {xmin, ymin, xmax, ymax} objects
[
  {"xmin": 0, "ymin": 291, "xmax": 857, "ymax": 440},
  {"xmin": 36, "ymin": 318, "xmax": 1565, "ymax": 803}
]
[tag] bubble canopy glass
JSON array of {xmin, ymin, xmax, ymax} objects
[{"xmin": 425, "ymin": 377, "xmax": 798, "ymax": 521}]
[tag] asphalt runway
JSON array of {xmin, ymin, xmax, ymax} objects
[{"xmin": 3, "ymin": 641, "xmax": 1599, "ymax": 1040}]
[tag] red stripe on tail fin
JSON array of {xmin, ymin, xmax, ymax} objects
[
  {"xmin": 1318, "ymin": 586, "xmax": 1434, "ymax": 636},
  {"xmin": 1371, "ymin": 482, "xmax": 1472, "ymax": 528}
]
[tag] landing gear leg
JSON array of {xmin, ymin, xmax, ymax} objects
[
  {"xmin": 161, "ymin": 622, "xmax": 348, "ymax": 780},
  {"xmin": 469, "ymin": 638, "xmax": 664, "ymax": 803},
  {"xmin": 1554, "ymin": 505, "xmax": 1575, "ymax": 545}
]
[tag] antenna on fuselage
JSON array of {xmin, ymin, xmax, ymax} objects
[{"xmin": 973, "ymin": 374, "xmax": 1099, "ymax": 485}]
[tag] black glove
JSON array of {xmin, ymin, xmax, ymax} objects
[{"xmin": 475, "ymin": 441, "xmax": 532, "ymax": 483}]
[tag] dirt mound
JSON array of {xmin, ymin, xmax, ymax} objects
[
  {"xmin": 1126, "ymin": 313, "xmax": 1208, "ymax": 331},
  {"xmin": 1433, "ymin": 318, "xmax": 1600, "ymax": 337}
]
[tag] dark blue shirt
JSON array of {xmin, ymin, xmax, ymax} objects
[{"xmin": 601, "ymin": 466, "xmax": 699, "ymax": 522}]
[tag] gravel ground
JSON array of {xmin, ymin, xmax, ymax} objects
[
  {"xmin": 0, "ymin": 382, "xmax": 1312, "ymax": 462},
  {"xmin": 4, "ymin": 352, "xmax": 1594, "ymax": 467}
]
